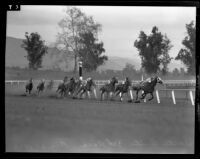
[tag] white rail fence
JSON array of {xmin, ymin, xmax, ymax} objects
[
  {"xmin": 5, "ymin": 79, "xmax": 196, "ymax": 86},
  {"xmin": 5, "ymin": 80, "xmax": 196, "ymax": 106}
]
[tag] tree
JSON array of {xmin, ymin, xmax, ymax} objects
[
  {"xmin": 134, "ymin": 26, "xmax": 173, "ymax": 75},
  {"xmin": 160, "ymin": 34, "xmax": 173, "ymax": 75},
  {"xmin": 56, "ymin": 7, "xmax": 102, "ymax": 73},
  {"xmin": 175, "ymin": 21, "xmax": 196, "ymax": 75},
  {"xmin": 21, "ymin": 32, "xmax": 48, "ymax": 70},
  {"xmin": 78, "ymin": 31, "xmax": 108, "ymax": 72}
]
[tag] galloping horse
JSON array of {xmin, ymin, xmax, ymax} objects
[
  {"xmin": 100, "ymin": 77, "xmax": 118, "ymax": 100},
  {"xmin": 25, "ymin": 78, "xmax": 33, "ymax": 94},
  {"xmin": 37, "ymin": 79, "xmax": 45, "ymax": 95},
  {"xmin": 56, "ymin": 81, "xmax": 68, "ymax": 97},
  {"xmin": 67, "ymin": 78, "xmax": 83, "ymax": 97},
  {"xmin": 75, "ymin": 77, "xmax": 97, "ymax": 99},
  {"xmin": 115, "ymin": 77, "xmax": 133, "ymax": 101},
  {"xmin": 132, "ymin": 76, "xmax": 163, "ymax": 102}
]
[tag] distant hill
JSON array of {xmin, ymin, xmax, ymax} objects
[
  {"xmin": 5, "ymin": 36, "xmax": 141, "ymax": 71},
  {"xmin": 98, "ymin": 56, "xmax": 141, "ymax": 71},
  {"xmin": 6, "ymin": 36, "xmax": 28, "ymax": 68}
]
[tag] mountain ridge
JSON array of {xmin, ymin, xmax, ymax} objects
[{"xmin": 5, "ymin": 36, "xmax": 141, "ymax": 71}]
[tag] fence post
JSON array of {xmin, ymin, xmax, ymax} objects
[
  {"xmin": 129, "ymin": 90, "xmax": 133, "ymax": 100},
  {"xmin": 171, "ymin": 90, "xmax": 176, "ymax": 105},
  {"xmin": 93, "ymin": 88, "xmax": 97, "ymax": 99},
  {"xmin": 189, "ymin": 90, "xmax": 194, "ymax": 106},
  {"xmin": 156, "ymin": 90, "xmax": 160, "ymax": 104}
]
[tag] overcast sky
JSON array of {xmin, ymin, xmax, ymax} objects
[{"xmin": 7, "ymin": 5, "xmax": 196, "ymax": 70}]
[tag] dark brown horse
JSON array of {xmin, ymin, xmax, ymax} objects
[
  {"xmin": 74, "ymin": 78, "xmax": 97, "ymax": 99},
  {"xmin": 37, "ymin": 79, "xmax": 45, "ymax": 95},
  {"xmin": 132, "ymin": 76, "xmax": 163, "ymax": 102},
  {"xmin": 115, "ymin": 77, "xmax": 133, "ymax": 101},
  {"xmin": 100, "ymin": 77, "xmax": 118, "ymax": 100},
  {"xmin": 25, "ymin": 78, "xmax": 33, "ymax": 94}
]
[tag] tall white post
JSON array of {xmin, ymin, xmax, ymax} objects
[
  {"xmin": 171, "ymin": 90, "xmax": 176, "ymax": 105},
  {"xmin": 129, "ymin": 90, "xmax": 133, "ymax": 100},
  {"xmin": 87, "ymin": 91, "xmax": 91, "ymax": 99},
  {"xmin": 141, "ymin": 73, "xmax": 146, "ymax": 102},
  {"xmin": 93, "ymin": 88, "xmax": 97, "ymax": 99},
  {"xmin": 156, "ymin": 90, "xmax": 160, "ymax": 104},
  {"xmin": 189, "ymin": 90, "xmax": 194, "ymax": 106}
]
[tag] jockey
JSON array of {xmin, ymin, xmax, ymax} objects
[
  {"xmin": 143, "ymin": 77, "xmax": 154, "ymax": 83},
  {"xmin": 125, "ymin": 77, "xmax": 130, "ymax": 83}
]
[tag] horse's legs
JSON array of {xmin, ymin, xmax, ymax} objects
[
  {"xmin": 140, "ymin": 92, "xmax": 146, "ymax": 99},
  {"xmin": 80, "ymin": 90, "xmax": 85, "ymax": 99},
  {"xmin": 120, "ymin": 92, "xmax": 124, "ymax": 101},
  {"xmin": 100, "ymin": 90, "xmax": 104, "ymax": 100},
  {"xmin": 135, "ymin": 90, "xmax": 139, "ymax": 101},
  {"xmin": 109, "ymin": 92, "xmax": 113, "ymax": 100},
  {"xmin": 148, "ymin": 92, "xmax": 154, "ymax": 101},
  {"xmin": 115, "ymin": 91, "xmax": 120, "ymax": 97},
  {"xmin": 87, "ymin": 91, "xmax": 91, "ymax": 99}
]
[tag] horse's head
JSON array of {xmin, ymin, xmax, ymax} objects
[{"xmin": 155, "ymin": 76, "xmax": 163, "ymax": 84}]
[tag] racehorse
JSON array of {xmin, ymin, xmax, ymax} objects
[
  {"xmin": 25, "ymin": 78, "xmax": 33, "ymax": 94},
  {"xmin": 66, "ymin": 77, "xmax": 82, "ymax": 97},
  {"xmin": 75, "ymin": 77, "xmax": 97, "ymax": 99},
  {"xmin": 37, "ymin": 79, "xmax": 45, "ymax": 95},
  {"xmin": 56, "ymin": 81, "xmax": 68, "ymax": 97},
  {"xmin": 100, "ymin": 77, "xmax": 118, "ymax": 100},
  {"xmin": 132, "ymin": 76, "xmax": 163, "ymax": 102},
  {"xmin": 115, "ymin": 77, "xmax": 133, "ymax": 101}
]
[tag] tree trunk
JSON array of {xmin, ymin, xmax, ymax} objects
[{"xmin": 73, "ymin": 54, "xmax": 77, "ymax": 73}]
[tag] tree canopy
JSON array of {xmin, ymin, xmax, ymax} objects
[
  {"xmin": 175, "ymin": 21, "xmax": 196, "ymax": 75},
  {"xmin": 56, "ymin": 7, "xmax": 102, "ymax": 73},
  {"xmin": 78, "ymin": 31, "xmax": 108, "ymax": 72},
  {"xmin": 134, "ymin": 26, "xmax": 173, "ymax": 75},
  {"xmin": 21, "ymin": 32, "xmax": 48, "ymax": 70}
]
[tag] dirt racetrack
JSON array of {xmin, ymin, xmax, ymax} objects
[{"xmin": 5, "ymin": 86, "xmax": 195, "ymax": 153}]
